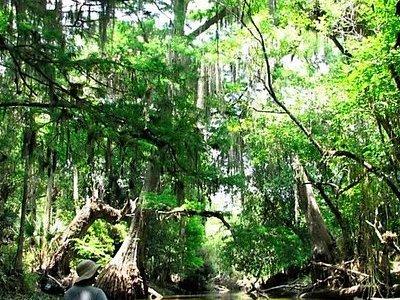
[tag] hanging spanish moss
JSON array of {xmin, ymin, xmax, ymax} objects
[{"xmin": 99, "ymin": 0, "xmax": 115, "ymax": 50}]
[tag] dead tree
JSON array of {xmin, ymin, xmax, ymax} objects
[{"xmin": 44, "ymin": 197, "xmax": 132, "ymax": 277}]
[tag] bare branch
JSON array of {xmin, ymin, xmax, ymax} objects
[
  {"xmin": 312, "ymin": 261, "xmax": 369, "ymax": 278},
  {"xmin": 187, "ymin": 8, "xmax": 227, "ymax": 39},
  {"xmin": 251, "ymin": 107, "xmax": 285, "ymax": 114},
  {"xmin": 328, "ymin": 35, "xmax": 352, "ymax": 58},
  {"xmin": 158, "ymin": 208, "xmax": 231, "ymax": 230},
  {"xmin": 336, "ymin": 171, "xmax": 367, "ymax": 197},
  {"xmin": 365, "ymin": 219, "xmax": 385, "ymax": 244}
]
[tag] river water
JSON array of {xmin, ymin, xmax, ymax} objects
[
  {"xmin": 163, "ymin": 294, "xmax": 252, "ymax": 299},
  {"xmin": 163, "ymin": 294, "xmax": 324, "ymax": 300},
  {"xmin": 162, "ymin": 293, "xmax": 304, "ymax": 300}
]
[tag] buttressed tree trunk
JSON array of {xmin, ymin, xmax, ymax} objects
[
  {"xmin": 96, "ymin": 159, "xmax": 162, "ymax": 300},
  {"xmin": 96, "ymin": 206, "xmax": 146, "ymax": 300},
  {"xmin": 292, "ymin": 156, "xmax": 336, "ymax": 265}
]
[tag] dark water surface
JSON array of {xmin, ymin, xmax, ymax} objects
[
  {"xmin": 163, "ymin": 293, "xmax": 252, "ymax": 299},
  {"xmin": 163, "ymin": 294, "xmax": 324, "ymax": 300}
]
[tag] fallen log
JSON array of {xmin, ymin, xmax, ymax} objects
[
  {"xmin": 312, "ymin": 261, "xmax": 370, "ymax": 278},
  {"xmin": 43, "ymin": 198, "xmax": 134, "ymax": 277},
  {"xmin": 300, "ymin": 284, "xmax": 367, "ymax": 299},
  {"xmin": 300, "ymin": 281, "xmax": 400, "ymax": 299}
]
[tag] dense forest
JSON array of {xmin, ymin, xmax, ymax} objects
[{"xmin": 1, "ymin": 0, "xmax": 400, "ymax": 299}]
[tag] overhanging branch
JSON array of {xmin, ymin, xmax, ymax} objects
[
  {"xmin": 187, "ymin": 8, "xmax": 227, "ymax": 39},
  {"xmin": 326, "ymin": 150, "xmax": 400, "ymax": 200},
  {"xmin": 158, "ymin": 208, "xmax": 231, "ymax": 230},
  {"xmin": 328, "ymin": 35, "xmax": 352, "ymax": 58},
  {"xmin": 0, "ymin": 101, "xmax": 78, "ymax": 109},
  {"xmin": 242, "ymin": 1, "xmax": 324, "ymax": 155}
]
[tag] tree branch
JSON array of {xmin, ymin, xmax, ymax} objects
[
  {"xmin": 0, "ymin": 101, "xmax": 78, "ymax": 109},
  {"xmin": 312, "ymin": 261, "xmax": 369, "ymax": 278},
  {"xmin": 242, "ymin": 2, "xmax": 324, "ymax": 155},
  {"xmin": 336, "ymin": 171, "xmax": 367, "ymax": 197},
  {"xmin": 158, "ymin": 208, "xmax": 231, "ymax": 230},
  {"xmin": 326, "ymin": 150, "xmax": 400, "ymax": 200},
  {"xmin": 328, "ymin": 35, "xmax": 352, "ymax": 58},
  {"xmin": 251, "ymin": 106, "xmax": 286, "ymax": 114},
  {"xmin": 187, "ymin": 8, "xmax": 227, "ymax": 39}
]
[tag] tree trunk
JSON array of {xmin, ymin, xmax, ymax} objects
[
  {"xmin": 14, "ymin": 124, "xmax": 35, "ymax": 273},
  {"xmin": 94, "ymin": 0, "xmax": 190, "ymax": 296},
  {"xmin": 375, "ymin": 114, "xmax": 400, "ymax": 168},
  {"xmin": 99, "ymin": 0, "xmax": 114, "ymax": 50},
  {"xmin": 314, "ymin": 182, "xmax": 353, "ymax": 259},
  {"xmin": 139, "ymin": 160, "xmax": 160, "ymax": 295},
  {"xmin": 0, "ymin": 149, "xmax": 12, "ymax": 242},
  {"xmin": 96, "ymin": 157, "xmax": 162, "ymax": 299},
  {"xmin": 143, "ymin": 160, "xmax": 160, "ymax": 193},
  {"xmin": 44, "ymin": 198, "xmax": 128, "ymax": 276},
  {"xmin": 14, "ymin": 152, "xmax": 30, "ymax": 273},
  {"xmin": 96, "ymin": 206, "xmax": 146, "ymax": 300},
  {"xmin": 173, "ymin": 0, "xmax": 188, "ymax": 36},
  {"xmin": 43, "ymin": 148, "xmax": 56, "ymax": 246},
  {"xmin": 0, "ymin": 178, "xmax": 11, "ymax": 241},
  {"xmin": 73, "ymin": 165, "xmax": 79, "ymax": 210},
  {"xmin": 292, "ymin": 156, "xmax": 336, "ymax": 279}
]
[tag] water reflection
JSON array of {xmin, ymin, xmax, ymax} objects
[{"xmin": 163, "ymin": 293, "xmax": 253, "ymax": 300}]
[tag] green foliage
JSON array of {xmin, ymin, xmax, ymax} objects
[
  {"xmin": 3, "ymin": 0, "xmax": 400, "ymax": 295},
  {"xmin": 222, "ymin": 224, "xmax": 309, "ymax": 276},
  {"xmin": 0, "ymin": 244, "xmax": 50, "ymax": 297},
  {"xmin": 0, "ymin": 245, "xmax": 16, "ymax": 287},
  {"xmin": 0, "ymin": 9, "xmax": 10, "ymax": 33},
  {"xmin": 183, "ymin": 217, "xmax": 206, "ymax": 270},
  {"xmin": 143, "ymin": 189, "xmax": 178, "ymax": 210},
  {"xmin": 73, "ymin": 220, "xmax": 128, "ymax": 266}
]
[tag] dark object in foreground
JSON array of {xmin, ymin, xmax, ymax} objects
[
  {"xmin": 64, "ymin": 259, "xmax": 107, "ymax": 300},
  {"xmin": 39, "ymin": 273, "xmax": 65, "ymax": 295}
]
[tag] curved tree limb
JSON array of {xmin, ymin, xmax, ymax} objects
[
  {"xmin": 44, "ymin": 198, "xmax": 137, "ymax": 276},
  {"xmin": 242, "ymin": 1, "xmax": 324, "ymax": 155},
  {"xmin": 158, "ymin": 208, "xmax": 231, "ymax": 230}
]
